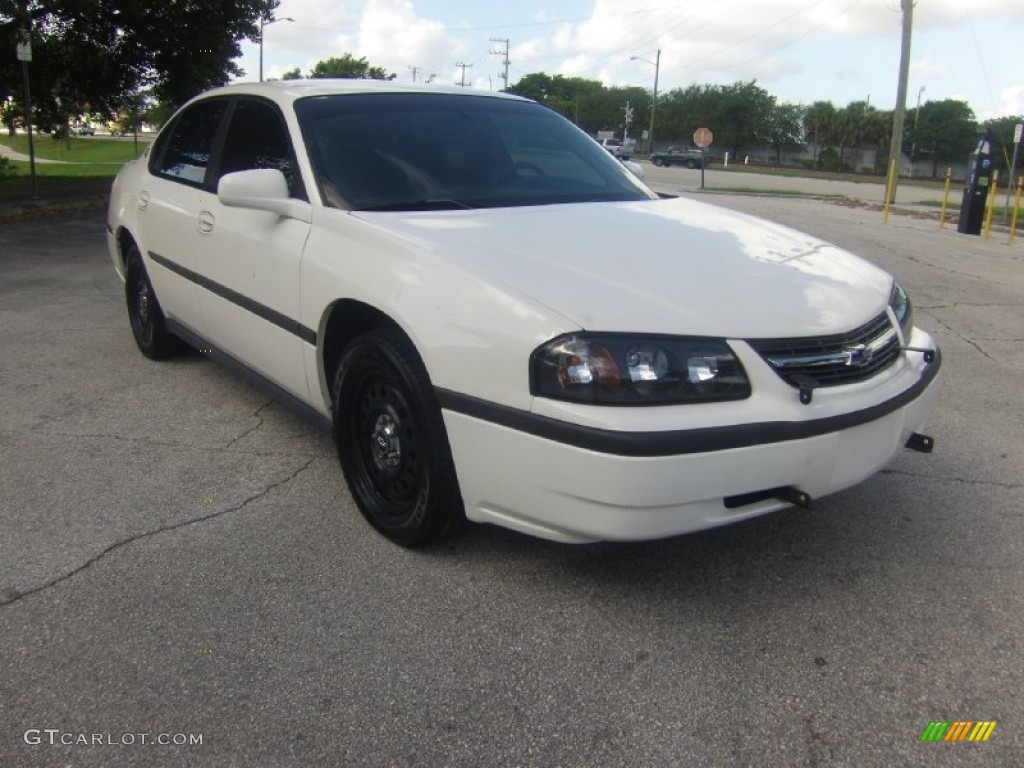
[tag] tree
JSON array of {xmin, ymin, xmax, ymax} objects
[
  {"xmin": 803, "ymin": 101, "xmax": 836, "ymax": 169},
  {"xmin": 910, "ymin": 99, "xmax": 977, "ymax": 177},
  {"xmin": 1, "ymin": 94, "xmax": 21, "ymax": 136},
  {"xmin": 507, "ymin": 73, "xmax": 605, "ymax": 124},
  {"xmin": 982, "ymin": 114, "xmax": 1024, "ymax": 175},
  {"xmin": 577, "ymin": 86, "xmax": 649, "ymax": 138},
  {"xmin": 758, "ymin": 102, "xmax": 804, "ymax": 165},
  {"xmin": 0, "ymin": 0, "xmax": 279, "ymax": 119},
  {"xmin": 308, "ymin": 55, "xmax": 395, "ymax": 80},
  {"xmin": 713, "ymin": 81, "xmax": 775, "ymax": 158},
  {"xmin": 281, "ymin": 67, "xmax": 303, "ymax": 81}
]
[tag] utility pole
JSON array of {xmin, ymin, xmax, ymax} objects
[
  {"xmin": 886, "ymin": 0, "xmax": 914, "ymax": 204},
  {"xmin": 489, "ymin": 37, "xmax": 510, "ymax": 91},
  {"xmin": 408, "ymin": 65, "xmax": 420, "ymax": 82},
  {"xmin": 455, "ymin": 62, "xmax": 473, "ymax": 87},
  {"xmin": 16, "ymin": 1, "xmax": 37, "ymax": 197}
]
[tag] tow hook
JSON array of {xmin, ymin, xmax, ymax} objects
[
  {"xmin": 905, "ymin": 433, "xmax": 935, "ymax": 453},
  {"xmin": 775, "ymin": 487, "xmax": 812, "ymax": 508},
  {"xmin": 902, "ymin": 346, "xmax": 936, "ymax": 364}
]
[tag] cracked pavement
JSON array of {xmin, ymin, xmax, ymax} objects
[{"xmin": 2, "ymin": 200, "xmax": 1022, "ymax": 767}]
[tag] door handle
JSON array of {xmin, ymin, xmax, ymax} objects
[
  {"xmin": 137, "ymin": 190, "xmax": 150, "ymax": 210},
  {"xmin": 197, "ymin": 210, "xmax": 215, "ymax": 233}
]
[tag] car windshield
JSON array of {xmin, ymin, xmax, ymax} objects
[{"xmin": 294, "ymin": 93, "xmax": 656, "ymax": 211}]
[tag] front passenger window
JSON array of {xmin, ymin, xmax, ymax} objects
[{"xmin": 217, "ymin": 99, "xmax": 303, "ymax": 198}]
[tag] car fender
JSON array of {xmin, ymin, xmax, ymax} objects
[{"xmin": 300, "ymin": 207, "xmax": 579, "ymax": 415}]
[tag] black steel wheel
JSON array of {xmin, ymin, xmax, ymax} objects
[
  {"xmin": 124, "ymin": 243, "xmax": 182, "ymax": 359},
  {"xmin": 333, "ymin": 328, "xmax": 465, "ymax": 547}
]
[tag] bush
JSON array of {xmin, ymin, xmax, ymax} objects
[
  {"xmin": 0, "ymin": 155, "xmax": 14, "ymax": 177},
  {"xmin": 817, "ymin": 148, "xmax": 851, "ymax": 173}
]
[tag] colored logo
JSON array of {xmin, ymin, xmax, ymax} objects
[{"xmin": 921, "ymin": 721, "xmax": 997, "ymax": 742}]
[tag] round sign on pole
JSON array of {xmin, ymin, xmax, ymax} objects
[{"xmin": 693, "ymin": 126, "xmax": 713, "ymax": 148}]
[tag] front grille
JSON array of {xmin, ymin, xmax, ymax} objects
[{"xmin": 747, "ymin": 312, "xmax": 900, "ymax": 388}]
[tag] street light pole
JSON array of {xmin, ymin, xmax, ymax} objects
[
  {"xmin": 910, "ymin": 85, "xmax": 925, "ymax": 178},
  {"xmin": 259, "ymin": 16, "xmax": 294, "ymax": 82},
  {"xmin": 630, "ymin": 49, "xmax": 660, "ymax": 155}
]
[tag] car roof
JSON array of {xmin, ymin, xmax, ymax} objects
[{"xmin": 185, "ymin": 79, "xmax": 531, "ymax": 109}]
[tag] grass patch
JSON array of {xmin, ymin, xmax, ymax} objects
[
  {"xmin": 699, "ymin": 186, "xmax": 847, "ymax": 198},
  {"xmin": 0, "ymin": 133, "xmax": 149, "ymax": 164},
  {"xmin": 0, "ymin": 158, "xmax": 129, "ymax": 178},
  {"xmin": 711, "ymin": 163, "xmax": 949, "ymax": 190},
  {"xmin": 639, "ymin": 157, "xmax": 950, "ymax": 190},
  {"xmin": 914, "ymin": 199, "xmax": 1020, "ymax": 218}
]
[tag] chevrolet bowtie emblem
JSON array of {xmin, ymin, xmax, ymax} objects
[{"xmin": 843, "ymin": 343, "xmax": 873, "ymax": 367}]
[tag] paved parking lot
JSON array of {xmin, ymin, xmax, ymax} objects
[{"xmin": 1, "ymin": 196, "xmax": 1022, "ymax": 767}]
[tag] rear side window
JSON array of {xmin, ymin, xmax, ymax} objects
[
  {"xmin": 152, "ymin": 99, "xmax": 227, "ymax": 186},
  {"xmin": 217, "ymin": 99, "xmax": 304, "ymax": 199}
]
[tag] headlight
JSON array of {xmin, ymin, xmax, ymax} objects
[
  {"xmin": 889, "ymin": 280, "xmax": 913, "ymax": 341},
  {"xmin": 530, "ymin": 333, "xmax": 751, "ymax": 405}
]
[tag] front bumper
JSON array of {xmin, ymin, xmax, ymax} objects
[{"xmin": 439, "ymin": 333, "xmax": 940, "ymax": 543}]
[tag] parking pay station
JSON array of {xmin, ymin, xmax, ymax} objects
[{"xmin": 957, "ymin": 130, "xmax": 994, "ymax": 235}]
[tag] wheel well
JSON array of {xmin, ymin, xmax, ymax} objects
[
  {"xmin": 116, "ymin": 228, "xmax": 137, "ymax": 272},
  {"xmin": 320, "ymin": 300, "xmax": 401, "ymax": 403}
]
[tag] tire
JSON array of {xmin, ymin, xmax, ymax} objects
[
  {"xmin": 333, "ymin": 328, "xmax": 465, "ymax": 547},
  {"xmin": 684, "ymin": 159, "xmax": 697, "ymax": 169},
  {"xmin": 124, "ymin": 243, "xmax": 183, "ymax": 360},
  {"xmin": 652, "ymin": 157, "xmax": 663, "ymax": 167}
]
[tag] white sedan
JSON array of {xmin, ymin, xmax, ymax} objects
[{"xmin": 106, "ymin": 80, "xmax": 940, "ymax": 546}]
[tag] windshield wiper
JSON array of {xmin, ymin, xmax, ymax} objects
[{"xmin": 355, "ymin": 199, "xmax": 476, "ymax": 212}]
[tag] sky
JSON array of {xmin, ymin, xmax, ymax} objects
[{"xmin": 237, "ymin": 0, "xmax": 1024, "ymax": 121}]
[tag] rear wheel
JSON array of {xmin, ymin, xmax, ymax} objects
[
  {"xmin": 333, "ymin": 328, "xmax": 465, "ymax": 547},
  {"xmin": 652, "ymin": 157, "xmax": 663, "ymax": 167},
  {"xmin": 124, "ymin": 243, "xmax": 182, "ymax": 359}
]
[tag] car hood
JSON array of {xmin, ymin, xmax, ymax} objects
[{"xmin": 352, "ymin": 197, "xmax": 893, "ymax": 339}]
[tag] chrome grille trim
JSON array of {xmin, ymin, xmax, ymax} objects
[{"xmin": 748, "ymin": 312, "xmax": 900, "ymax": 387}]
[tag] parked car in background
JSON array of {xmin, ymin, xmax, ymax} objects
[
  {"xmin": 72, "ymin": 124, "xmax": 95, "ymax": 136},
  {"xmin": 106, "ymin": 80, "xmax": 940, "ymax": 548},
  {"xmin": 650, "ymin": 146, "xmax": 710, "ymax": 168},
  {"xmin": 599, "ymin": 137, "xmax": 626, "ymax": 158}
]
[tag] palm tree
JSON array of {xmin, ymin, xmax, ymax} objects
[{"xmin": 803, "ymin": 101, "xmax": 835, "ymax": 169}]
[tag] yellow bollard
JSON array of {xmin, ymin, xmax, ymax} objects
[
  {"xmin": 983, "ymin": 170, "xmax": 999, "ymax": 240},
  {"xmin": 939, "ymin": 167, "xmax": 952, "ymax": 228},
  {"xmin": 883, "ymin": 158, "xmax": 897, "ymax": 224},
  {"xmin": 1010, "ymin": 175, "xmax": 1022, "ymax": 245}
]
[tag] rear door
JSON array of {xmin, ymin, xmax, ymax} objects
[{"xmin": 136, "ymin": 98, "xmax": 229, "ymax": 334}]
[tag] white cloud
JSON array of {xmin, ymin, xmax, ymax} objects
[
  {"xmin": 910, "ymin": 56, "xmax": 951, "ymax": 80},
  {"xmin": 247, "ymin": 0, "xmax": 1021, "ymax": 118},
  {"xmin": 256, "ymin": 0, "xmax": 468, "ymax": 82},
  {"xmin": 996, "ymin": 86, "xmax": 1024, "ymax": 119}
]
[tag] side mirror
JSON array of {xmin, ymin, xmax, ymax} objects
[{"xmin": 217, "ymin": 169, "xmax": 311, "ymax": 223}]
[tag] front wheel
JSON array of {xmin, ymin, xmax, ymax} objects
[{"xmin": 333, "ymin": 328, "xmax": 465, "ymax": 547}]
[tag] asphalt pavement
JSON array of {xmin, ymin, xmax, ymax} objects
[{"xmin": 1, "ymin": 184, "xmax": 1022, "ymax": 767}]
